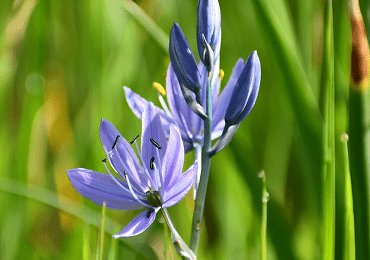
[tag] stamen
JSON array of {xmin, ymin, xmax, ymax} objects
[
  {"xmin": 158, "ymin": 94, "xmax": 173, "ymax": 118},
  {"xmin": 102, "ymin": 159, "xmax": 132, "ymax": 195},
  {"xmin": 152, "ymin": 82, "xmax": 166, "ymax": 96},
  {"xmin": 132, "ymin": 142, "xmax": 156, "ymax": 188},
  {"xmin": 218, "ymin": 69, "xmax": 225, "ymax": 81},
  {"xmin": 102, "ymin": 158, "xmax": 107, "ymax": 163},
  {"xmin": 154, "ymin": 147, "xmax": 164, "ymax": 194},
  {"xmin": 150, "ymin": 138, "xmax": 162, "ymax": 149},
  {"xmin": 130, "ymin": 135, "xmax": 139, "ymax": 144},
  {"xmin": 123, "ymin": 171, "xmax": 149, "ymax": 208},
  {"xmin": 150, "ymin": 157, "xmax": 155, "ymax": 170},
  {"xmin": 152, "ymin": 162, "xmax": 164, "ymax": 199},
  {"xmin": 112, "ymin": 135, "xmax": 120, "ymax": 149}
]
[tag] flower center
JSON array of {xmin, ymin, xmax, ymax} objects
[{"xmin": 146, "ymin": 190, "xmax": 161, "ymax": 207}]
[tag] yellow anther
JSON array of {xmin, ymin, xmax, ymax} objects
[
  {"xmin": 219, "ymin": 69, "xmax": 225, "ymax": 80},
  {"xmin": 152, "ymin": 82, "xmax": 166, "ymax": 96}
]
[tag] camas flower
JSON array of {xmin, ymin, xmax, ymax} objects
[
  {"xmin": 124, "ymin": 58, "xmax": 245, "ymax": 152},
  {"xmin": 67, "ymin": 102, "xmax": 197, "ymax": 238}
]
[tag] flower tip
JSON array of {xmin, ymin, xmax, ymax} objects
[
  {"xmin": 173, "ymin": 21, "xmax": 180, "ymax": 29},
  {"xmin": 66, "ymin": 169, "xmax": 74, "ymax": 177},
  {"xmin": 249, "ymin": 50, "xmax": 260, "ymax": 63}
]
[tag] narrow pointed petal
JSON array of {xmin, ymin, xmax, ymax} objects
[
  {"xmin": 211, "ymin": 59, "xmax": 221, "ymax": 102},
  {"xmin": 169, "ymin": 22, "xmax": 201, "ymax": 93},
  {"xmin": 213, "ymin": 58, "xmax": 244, "ymax": 127},
  {"xmin": 197, "ymin": 0, "xmax": 221, "ymax": 63},
  {"xmin": 123, "ymin": 86, "xmax": 148, "ymax": 119},
  {"xmin": 162, "ymin": 123, "xmax": 184, "ymax": 191},
  {"xmin": 100, "ymin": 119, "xmax": 146, "ymax": 191},
  {"xmin": 113, "ymin": 209, "xmax": 157, "ymax": 238},
  {"xmin": 166, "ymin": 64, "xmax": 200, "ymax": 144},
  {"xmin": 67, "ymin": 168, "xmax": 144, "ymax": 210},
  {"xmin": 124, "ymin": 86, "xmax": 173, "ymax": 137},
  {"xmin": 211, "ymin": 119, "xmax": 225, "ymax": 140},
  {"xmin": 162, "ymin": 161, "xmax": 197, "ymax": 208},
  {"xmin": 225, "ymin": 51, "xmax": 261, "ymax": 126},
  {"xmin": 141, "ymin": 102, "xmax": 167, "ymax": 182}
]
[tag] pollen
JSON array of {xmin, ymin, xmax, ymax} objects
[
  {"xmin": 152, "ymin": 82, "xmax": 166, "ymax": 96},
  {"xmin": 219, "ymin": 69, "xmax": 225, "ymax": 80}
]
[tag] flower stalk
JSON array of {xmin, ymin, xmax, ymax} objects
[
  {"xmin": 190, "ymin": 60, "xmax": 214, "ymax": 253},
  {"xmin": 161, "ymin": 208, "xmax": 196, "ymax": 260}
]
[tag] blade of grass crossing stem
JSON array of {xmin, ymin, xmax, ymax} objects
[
  {"xmin": 96, "ymin": 201, "xmax": 106, "ymax": 260},
  {"xmin": 341, "ymin": 133, "xmax": 356, "ymax": 260},
  {"xmin": 83, "ymin": 222, "xmax": 91, "ymax": 260},
  {"xmin": 259, "ymin": 171, "xmax": 269, "ymax": 260},
  {"xmin": 120, "ymin": 0, "xmax": 169, "ymax": 53},
  {"xmin": 349, "ymin": 0, "xmax": 370, "ymax": 259},
  {"xmin": 321, "ymin": 0, "xmax": 335, "ymax": 259}
]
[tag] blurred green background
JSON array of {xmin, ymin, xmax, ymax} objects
[{"xmin": 0, "ymin": 0, "xmax": 366, "ymax": 259}]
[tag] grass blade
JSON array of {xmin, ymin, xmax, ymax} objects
[
  {"xmin": 321, "ymin": 1, "xmax": 335, "ymax": 259},
  {"xmin": 349, "ymin": 0, "xmax": 370, "ymax": 259},
  {"xmin": 341, "ymin": 134, "xmax": 356, "ymax": 260},
  {"xmin": 120, "ymin": 0, "xmax": 169, "ymax": 53},
  {"xmin": 259, "ymin": 171, "xmax": 268, "ymax": 260},
  {"xmin": 0, "ymin": 177, "xmax": 156, "ymax": 260},
  {"xmin": 83, "ymin": 222, "xmax": 91, "ymax": 260},
  {"xmin": 249, "ymin": 0, "xmax": 322, "ymax": 205},
  {"xmin": 96, "ymin": 202, "xmax": 106, "ymax": 260}
]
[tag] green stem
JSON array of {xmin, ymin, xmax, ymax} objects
[
  {"xmin": 259, "ymin": 171, "xmax": 268, "ymax": 260},
  {"xmin": 161, "ymin": 208, "xmax": 196, "ymax": 260},
  {"xmin": 190, "ymin": 71, "xmax": 213, "ymax": 253}
]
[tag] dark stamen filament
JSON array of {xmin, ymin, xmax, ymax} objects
[
  {"xmin": 130, "ymin": 135, "xmax": 140, "ymax": 144},
  {"xmin": 112, "ymin": 135, "xmax": 120, "ymax": 149},
  {"xmin": 150, "ymin": 157, "xmax": 155, "ymax": 170},
  {"xmin": 150, "ymin": 138, "xmax": 162, "ymax": 149},
  {"xmin": 102, "ymin": 158, "xmax": 107, "ymax": 163}
]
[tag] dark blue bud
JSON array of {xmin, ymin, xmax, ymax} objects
[
  {"xmin": 225, "ymin": 51, "xmax": 261, "ymax": 126},
  {"xmin": 169, "ymin": 22, "xmax": 201, "ymax": 93},
  {"xmin": 197, "ymin": 0, "xmax": 221, "ymax": 64}
]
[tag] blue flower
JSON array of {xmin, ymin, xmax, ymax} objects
[
  {"xmin": 169, "ymin": 22, "xmax": 202, "ymax": 93},
  {"xmin": 197, "ymin": 0, "xmax": 221, "ymax": 65},
  {"xmin": 225, "ymin": 51, "xmax": 261, "ymax": 126},
  {"xmin": 67, "ymin": 103, "xmax": 197, "ymax": 238},
  {"xmin": 124, "ymin": 58, "xmax": 244, "ymax": 152}
]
